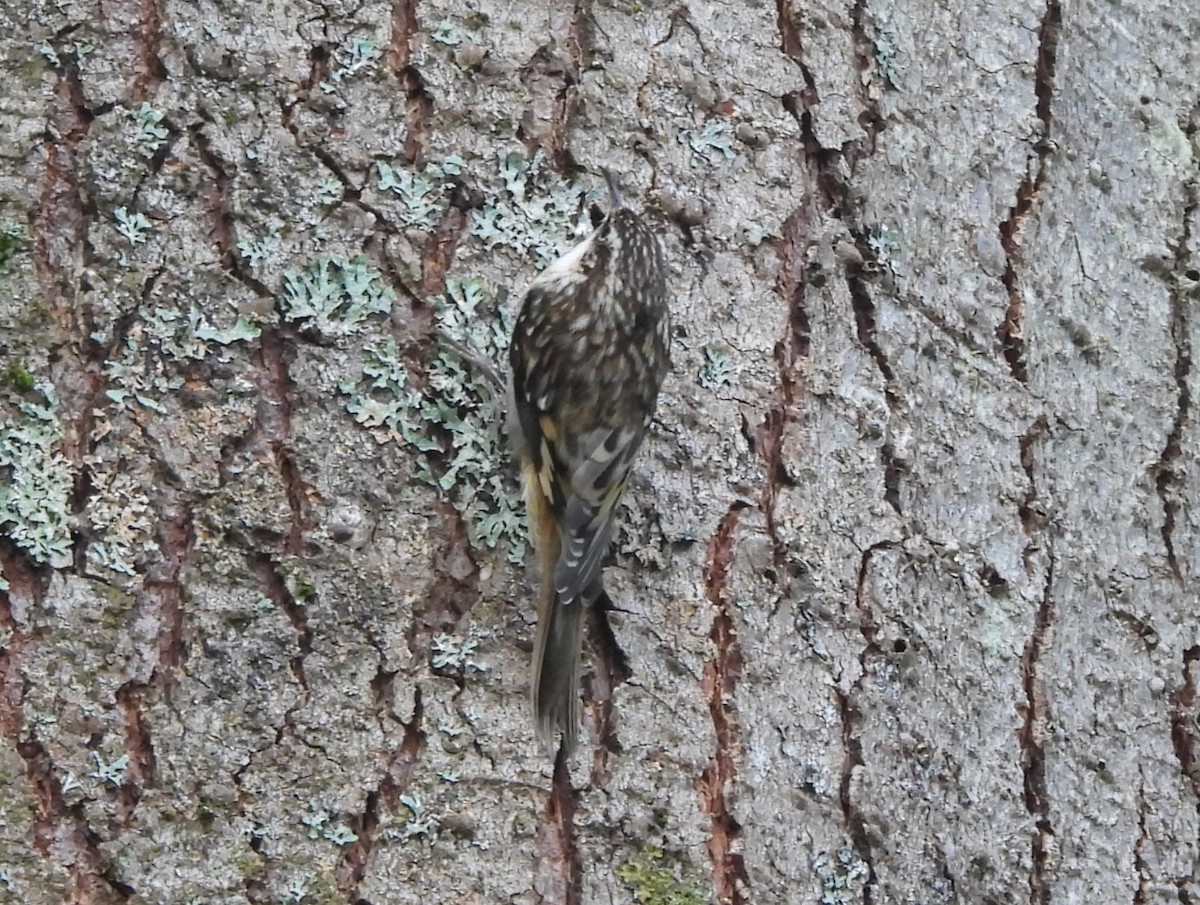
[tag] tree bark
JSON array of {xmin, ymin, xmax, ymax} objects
[{"xmin": 0, "ymin": 0, "xmax": 1197, "ymax": 903}]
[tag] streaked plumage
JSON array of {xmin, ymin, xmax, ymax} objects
[{"xmin": 509, "ymin": 190, "xmax": 670, "ymax": 754}]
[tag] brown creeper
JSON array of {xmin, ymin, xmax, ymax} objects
[{"xmin": 508, "ymin": 180, "xmax": 671, "ymax": 754}]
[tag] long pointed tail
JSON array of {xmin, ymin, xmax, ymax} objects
[{"xmin": 531, "ymin": 581, "xmax": 584, "ymax": 755}]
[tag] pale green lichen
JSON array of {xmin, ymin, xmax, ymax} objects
[
  {"xmin": 681, "ymin": 118, "xmax": 736, "ymax": 164},
  {"xmin": 0, "ymin": 220, "xmax": 25, "ymax": 275},
  {"xmin": 431, "ymin": 20, "xmax": 462, "ymax": 45},
  {"xmin": 376, "ymin": 157, "xmax": 462, "ymax": 229},
  {"xmin": 340, "ymin": 277, "xmax": 526, "ymax": 561},
  {"xmin": 132, "ymin": 102, "xmax": 169, "ymax": 149},
  {"xmin": 88, "ymin": 751, "xmax": 130, "ymax": 787},
  {"xmin": 616, "ymin": 846, "xmax": 705, "ymax": 905},
  {"xmin": 85, "ymin": 469, "xmax": 155, "ymax": 577},
  {"xmin": 395, "ymin": 792, "xmax": 439, "ymax": 842},
  {"xmin": 469, "ymin": 150, "xmax": 594, "ymax": 267},
  {"xmin": 40, "ymin": 39, "xmax": 94, "ymax": 67},
  {"xmin": 196, "ymin": 314, "xmax": 262, "ymax": 345},
  {"xmin": 315, "ymin": 176, "xmax": 344, "ymax": 205},
  {"xmin": 320, "ymin": 34, "xmax": 381, "ymax": 94},
  {"xmin": 101, "ymin": 301, "xmax": 260, "ymax": 415},
  {"xmin": 114, "ymin": 207, "xmax": 152, "ymax": 245},
  {"xmin": 430, "ymin": 630, "xmax": 485, "ymax": 673},
  {"xmin": 698, "ymin": 344, "xmax": 734, "ymax": 389},
  {"xmin": 814, "ymin": 844, "xmax": 869, "ymax": 904},
  {"xmin": 868, "ymin": 225, "xmax": 902, "ymax": 272},
  {"xmin": 300, "ymin": 802, "xmax": 330, "ymax": 839},
  {"xmin": 285, "ymin": 876, "xmax": 311, "ymax": 903},
  {"xmin": 742, "ymin": 220, "xmax": 775, "ymax": 247},
  {"xmin": 280, "ymin": 255, "xmax": 395, "ymax": 337},
  {"xmin": 873, "ymin": 14, "xmax": 903, "ymax": 89},
  {"xmin": 86, "ymin": 299, "xmax": 258, "ymax": 576},
  {"xmin": 0, "ymin": 383, "xmax": 73, "ymax": 568},
  {"xmin": 979, "ymin": 598, "xmax": 1022, "ymax": 660},
  {"xmin": 299, "ymin": 803, "xmax": 358, "ymax": 845},
  {"xmin": 237, "ymin": 231, "xmax": 280, "ymax": 269},
  {"xmin": 341, "ymin": 338, "xmax": 429, "ymax": 447},
  {"xmin": 322, "ymin": 824, "xmax": 359, "ymax": 846}
]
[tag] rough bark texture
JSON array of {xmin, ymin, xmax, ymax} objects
[{"xmin": 0, "ymin": 0, "xmax": 1197, "ymax": 903}]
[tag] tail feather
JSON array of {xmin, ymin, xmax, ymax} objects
[{"xmin": 531, "ymin": 584, "xmax": 584, "ymax": 755}]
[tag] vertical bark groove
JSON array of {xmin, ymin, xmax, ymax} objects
[
  {"xmin": 1154, "ymin": 177, "xmax": 1195, "ymax": 581},
  {"xmin": 996, "ymin": 0, "xmax": 1062, "ymax": 383},
  {"xmin": 699, "ymin": 502, "xmax": 750, "ymax": 904},
  {"xmin": 251, "ymin": 552, "xmax": 313, "ymax": 691},
  {"xmin": 388, "ymin": 0, "xmax": 434, "ymax": 165},
  {"xmin": 534, "ymin": 750, "xmax": 581, "ymax": 905},
  {"xmin": 1020, "ymin": 552, "xmax": 1056, "ymax": 905},
  {"xmin": 337, "ymin": 689, "xmax": 425, "ymax": 898}
]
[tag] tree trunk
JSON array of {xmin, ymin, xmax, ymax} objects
[{"xmin": 1, "ymin": 0, "xmax": 1196, "ymax": 903}]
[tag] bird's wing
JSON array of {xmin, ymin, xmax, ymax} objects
[{"xmin": 552, "ymin": 424, "xmax": 645, "ymax": 603}]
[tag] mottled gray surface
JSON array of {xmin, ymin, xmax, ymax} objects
[{"xmin": 0, "ymin": 0, "xmax": 1197, "ymax": 903}]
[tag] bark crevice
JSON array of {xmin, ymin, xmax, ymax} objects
[
  {"xmin": 699, "ymin": 502, "xmax": 750, "ymax": 905},
  {"xmin": 388, "ymin": 0, "xmax": 435, "ymax": 165},
  {"xmin": 1154, "ymin": 175, "xmax": 1195, "ymax": 581},
  {"xmin": 251, "ymin": 551, "xmax": 313, "ymax": 690},
  {"xmin": 337, "ymin": 689, "xmax": 426, "ymax": 897},
  {"xmin": 996, "ymin": 0, "xmax": 1062, "ymax": 383},
  {"xmin": 1020, "ymin": 550, "xmax": 1056, "ymax": 905},
  {"xmin": 534, "ymin": 749, "xmax": 582, "ymax": 905}
]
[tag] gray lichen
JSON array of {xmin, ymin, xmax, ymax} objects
[
  {"xmin": 0, "ymin": 220, "xmax": 25, "ymax": 275},
  {"xmin": 340, "ymin": 277, "xmax": 526, "ymax": 562},
  {"xmin": 376, "ymin": 158, "xmax": 462, "ymax": 229},
  {"xmin": 85, "ymin": 469, "xmax": 156, "ymax": 578},
  {"xmin": 280, "ymin": 255, "xmax": 395, "ymax": 337},
  {"xmin": 319, "ymin": 34, "xmax": 383, "ymax": 96},
  {"xmin": 698, "ymin": 344, "xmax": 734, "ymax": 389},
  {"xmin": 872, "ymin": 13, "xmax": 903, "ymax": 89},
  {"xmin": 131, "ymin": 102, "xmax": 169, "ymax": 150},
  {"xmin": 469, "ymin": 151, "xmax": 594, "ymax": 267},
  {"xmin": 681, "ymin": 118, "xmax": 737, "ymax": 164},
  {"xmin": 114, "ymin": 206, "xmax": 152, "ymax": 246},
  {"xmin": 0, "ymin": 383, "xmax": 73, "ymax": 569},
  {"xmin": 102, "ymin": 301, "xmax": 259, "ymax": 414},
  {"xmin": 430, "ymin": 630, "xmax": 486, "ymax": 674},
  {"xmin": 814, "ymin": 844, "xmax": 869, "ymax": 904}
]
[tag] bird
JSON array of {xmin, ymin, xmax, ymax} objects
[{"xmin": 508, "ymin": 174, "xmax": 671, "ymax": 754}]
